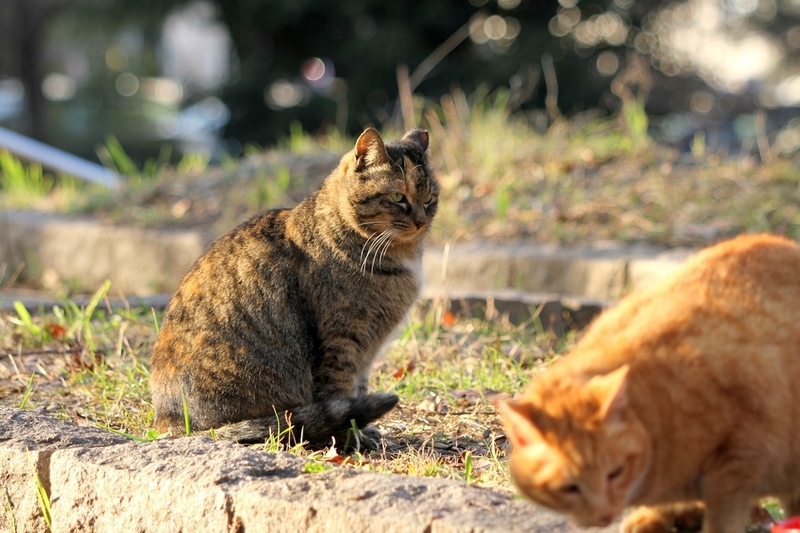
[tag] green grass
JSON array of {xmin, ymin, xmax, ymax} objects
[
  {"xmin": 0, "ymin": 150, "xmax": 53, "ymax": 203},
  {"xmin": 3, "ymin": 86, "xmax": 800, "ymax": 249},
  {"xmin": 27, "ymin": 450, "xmax": 51, "ymax": 532},
  {"xmin": 0, "ymin": 289, "xmax": 572, "ymax": 493},
  {"xmin": 0, "ymin": 150, "xmax": 108, "ymax": 212},
  {"xmin": 2, "ymin": 484, "xmax": 16, "ymax": 533}
]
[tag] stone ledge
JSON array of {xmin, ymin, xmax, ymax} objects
[
  {"xmin": 0, "ymin": 210, "xmax": 215, "ymax": 296},
  {"xmin": 1, "ymin": 407, "xmax": 130, "ymax": 533},
  {"xmin": 423, "ymin": 241, "xmax": 692, "ymax": 300},
  {"xmin": 422, "ymin": 287, "xmax": 609, "ymax": 335},
  {"xmin": 0, "ymin": 210, "xmax": 692, "ymax": 300},
  {"xmin": 1, "ymin": 407, "xmax": 595, "ymax": 533}
]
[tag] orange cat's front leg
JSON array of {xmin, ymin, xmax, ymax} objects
[
  {"xmin": 701, "ymin": 499, "xmax": 752, "ymax": 533},
  {"xmin": 622, "ymin": 502, "xmax": 704, "ymax": 533}
]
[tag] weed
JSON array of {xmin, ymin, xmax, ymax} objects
[
  {"xmin": 342, "ymin": 419, "xmax": 362, "ymax": 453},
  {"xmin": 2, "ymin": 484, "xmax": 16, "ymax": 533},
  {"xmin": 99, "ymin": 136, "xmax": 139, "ymax": 178},
  {"xmin": 17, "ymin": 374, "xmax": 35, "ymax": 409},
  {"xmin": 10, "ymin": 302, "xmax": 43, "ymax": 339},
  {"xmin": 0, "ymin": 150, "xmax": 54, "ymax": 204},
  {"xmin": 176, "ymin": 153, "xmax": 210, "ymax": 175},
  {"xmin": 621, "ymin": 98, "xmax": 649, "ymax": 145},
  {"xmin": 464, "ymin": 450, "xmax": 474, "ymax": 484},
  {"xmin": 180, "ymin": 385, "xmax": 191, "ymax": 437},
  {"xmin": 302, "ymin": 461, "xmax": 334, "ymax": 474},
  {"xmin": 27, "ymin": 450, "xmax": 51, "ymax": 532}
]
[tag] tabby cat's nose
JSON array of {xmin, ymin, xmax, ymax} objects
[{"xmin": 413, "ymin": 207, "xmax": 427, "ymax": 229}]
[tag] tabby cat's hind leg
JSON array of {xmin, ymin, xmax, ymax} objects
[{"xmin": 622, "ymin": 502, "xmax": 704, "ymax": 533}]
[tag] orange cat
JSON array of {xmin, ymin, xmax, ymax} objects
[{"xmin": 497, "ymin": 234, "xmax": 800, "ymax": 533}]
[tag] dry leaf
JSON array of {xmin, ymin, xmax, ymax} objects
[
  {"xmin": 417, "ymin": 395, "xmax": 449, "ymax": 413},
  {"xmin": 47, "ymin": 324, "xmax": 66, "ymax": 339},
  {"xmin": 392, "ymin": 360, "xmax": 416, "ymax": 379}
]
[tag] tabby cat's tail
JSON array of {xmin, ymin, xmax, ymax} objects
[{"xmin": 208, "ymin": 392, "xmax": 399, "ymax": 447}]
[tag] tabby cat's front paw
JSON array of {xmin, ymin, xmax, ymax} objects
[{"xmin": 357, "ymin": 425, "xmax": 383, "ymax": 451}]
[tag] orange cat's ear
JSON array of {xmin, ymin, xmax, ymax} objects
[
  {"xmin": 403, "ymin": 128, "xmax": 429, "ymax": 151},
  {"xmin": 355, "ymin": 127, "xmax": 390, "ymax": 169},
  {"xmin": 589, "ymin": 365, "xmax": 630, "ymax": 421},
  {"xmin": 495, "ymin": 400, "xmax": 543, "ymax": 450}
]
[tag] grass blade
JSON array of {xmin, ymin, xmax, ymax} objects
[
  {"xmin": 2, "ymin": 484, "xmax": 16, "ymax": 533},
  {"xmin": 26, "ymin": 449, "xmax": 51, "ymax": 531},
  {"xmin": 181, "ymin": 386, "xmax": 191, "ymax": 436},
  {"xmin": 12, "ymin": 301, "xmax": 41, "ymax": 336},
  {"xmin": 18, "ymin": 374, "xmax": 35, "ymax": 409}
]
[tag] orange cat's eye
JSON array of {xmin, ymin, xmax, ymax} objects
[
  {"xmin": 560, "ymin": 483, "xmax": 581, "ymax": 494},
  {"xmin": 607, "ymin": 466, "xmax": 624, "ymax": 481}
]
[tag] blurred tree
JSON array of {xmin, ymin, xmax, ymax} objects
[
  {"xmin": 0, "ymin": 0, "xmax": 186, "ymax": 144},
  {"xmin": 0, "ymin": 0, "xmax": 77, "ymax": 141},
  {"xmin": 5, "ymin": 0, "xmax": 800, "ymax": 159},
  {"xmin": 214, "ymin": 0, "xmax": 560, "ymax": 145}
]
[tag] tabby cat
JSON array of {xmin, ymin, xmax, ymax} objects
[
  {"xmin": 150, "ymin": 127, "xmax": 438, "ymax": 448},
  {"xmin": 496, "ymin": 234, "xmax": 800, "ymax": 533}
]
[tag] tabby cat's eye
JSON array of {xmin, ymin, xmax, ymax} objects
[
  {"xmin": 423, "ymin": 193, "xmax": 435, "ymax": 205},
  {"xmin": 390, "ymin": 192, "xmax": 405, "ymax": 203},
  {"xmin": 608, "ymin": 466, "xmax": 624, "ymax": 481}
]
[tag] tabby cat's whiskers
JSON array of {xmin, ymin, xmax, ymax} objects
[{"xmin": 360, "ymin": 229, "xmax": 399, "ymax": 275}]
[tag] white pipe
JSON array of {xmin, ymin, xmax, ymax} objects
[{"xmin": 0, "ymin": 126, "xmax": 120, "ymax": 188}]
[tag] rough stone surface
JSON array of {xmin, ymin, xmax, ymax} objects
[
  {"xmin": 49, "ymin": 438, "xmax": 573, "ymax": 533},
  {"xmin": 0, "ymin": 407, "xmax": 129, "ymax": 533},
  {"xmin": 0, "ymin": 407, "xmax": 618, "ymax": 533},
  {"xmin": 0, "ymin": 211, "xmax": 214, "ymax": 295}
]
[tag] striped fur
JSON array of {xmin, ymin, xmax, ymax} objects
[{"xmin": 150, "ymin": 128, "xmax": 438, "ymax": 447}]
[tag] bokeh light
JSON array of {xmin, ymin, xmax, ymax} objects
[
  {"xmin": 264, "ymin": 79, "xmax": 308, "ymax": 109},
  {"xmin": 596, "ymin": 51, "xmax": 619, "ymax": 77},
  {"xmin": 115, "ymin": 73, "xmax": 139, "ymax": 97},
  {"xmin": 42, "ymin": 74, "xmax": 76, "ymax": 101}
]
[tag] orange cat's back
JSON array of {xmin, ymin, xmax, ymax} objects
[
  {"xmin": 498, "ymin": 234, "xmax": 800, "ymax": 533},
  {"xmin": 573, "ymin": 232, "xmax": 800, "ymax": 369}
]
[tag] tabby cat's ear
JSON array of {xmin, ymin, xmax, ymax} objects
[
  {"xmin": 496, "ymin": 400, "xmax": 543, "ymax": 450},
  {"xmin": 402, "ymin": 128, "xmax": 429, "ymax": 152},
  {"xmin": 589, "ymin": 365, "xmax": 630, "ymax": 421},
  {"xmin": 355, "ymin": 127, "xmax": 390, "ymax": 170}
]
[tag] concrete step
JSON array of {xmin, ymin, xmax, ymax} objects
[{"xmin": 0, "ymin": 210, "xmax": 694, "ymax": 301}]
